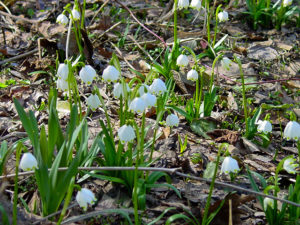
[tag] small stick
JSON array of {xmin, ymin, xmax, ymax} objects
[
  {"xmin": 128, "ymin": 35, "xmax": 154, "ymax": 62},
  {"xmin": 114, "ymin": 0, "xmax": 168, "ymax": 48},
  {"xmin": 89, "ymin": 0, "xmax": 110, "ymax": 26},
  {"xmin": 111, "ymin": 42, "xmax": 136, "ymax": 71},
  {"xmin": 0, "ymin": 10, "xmax": 38, "ymax": 24},
  {"xmin": 0, "ymin": 49, "xmax": 38, "ymax": 66},
  {"xmin": 1, "ymin": 166, "xmax": 300, "ymax": 207}
]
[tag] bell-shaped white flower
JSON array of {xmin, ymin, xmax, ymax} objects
[
  {"xmin": 283, "ymin": 0, "xmax": 292, "ymax": 7},
  {"xmin": 19, "ymin": 153, "xmax": 38, "ymax": 171},
  {"xmin": 176, "ymin": 54, "xmax": 189, "ymax": 67},
  {"xmin": 257, "ymin": 120, "xmax": 272, "ymax": 134},
  {"xmin": 141, "ymin": 93, "xmax": 156, "ymax": 108},
  {"xmin": 187, "ymin": 69, "xmax": 199, "ymax": 81},
  {"xmin": 71, "ymin": 8, "xmax": 81, "ymax": 21},
  {"xmin": 57, "ymin": 63, "xmax": 69, "ymax": 80},
  {"xmin": 190, "ymin": 0, "xmax": 202, "ymax": 10},
  {"xmin": 218, "ymin": 11, "xmax": 229, "ymax": 22},
  {"xmin": 283, "ymin": 158, "xmax": 298, "ymax": 174},
  {"xmin": 129, "ymin": 97, "xmax": 146, "ymax": 114},
  {"xmin": 118, "ymin": 125, "xmax": 136, "ymax": 143},
  {"xmin": 221, "ymin": 57, "xmax": 232, "ymax": 71},
  {"xmin": 102, "ymin": 65, "xmax": 120, "ymax": 83},
  {"xmin": 138, "ymin": 84, "xmax": 150, "ymax": 96},
  {"xmin": 284, "ymin": 121, "xmax": 300, "ymax": 141},
  {"xmin": 76, "ymin": 188, "xmax": 96, "ymax": 211},
  {"xmin": 263, "ymin": 197, "xmax": 274, "ymax": 210},
  {"xmin": 220, "ymin": 156, "xmax": 239, "ymax": 174},
  {"xmin": 57, "ymin": 78, "xmax": 69, "ymax": 92},
  {"xmin": 113, "ymin": 82, "xmax": 130, "ymax": 99},
  {"xmin": 87, "ymin": 94, "xmax": 101, "ymax": 111},
  {"xmin": 166, "ymin": 114, "xmax": 179, "ymax": 127},
  {"xmin": 149, "ymin": 78, "xmax": 167, "ymax": 95},
  {"xmin": 80, "ymin": 65, "xmax": 97, "ymax": 85},
  {"xmin": 178, "ymin": 0, "xmax": 189, "ymax": 9},
  {"xmin": 56, "ymin": 14, "xmax": 69, "ymax": 26}
]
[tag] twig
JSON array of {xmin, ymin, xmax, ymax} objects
[
  {"xmin": 111, "ymin": 42, "xmax": 137, "ymax": 71},
  {"xmin": 0, "ymin": 0, "xmax": 11, "ymax": 14},
  {"xmin": 0, "ymin": 49, "xmax": 38, "ymax": 66},
  {"xmin": 0, "ymin": 10, "xmax": 38, "ymax": 24},
  {"xmin": 128, "ymin": 35, "xmax": 154, "ymax": 61},
  {"xmin": 89, "ymin": 0, "xmax": 110, "ymax": 26},
  {"xmin": 114, "ymin": 0, "xmax": 168, "ymax": 48},
  {"xmin": 92, "ymin": 21, "xmax": 122, "ymax": 42},
  {"xmin": 1, "ymin": 166, "xmax": 300, "ymax": 207}
]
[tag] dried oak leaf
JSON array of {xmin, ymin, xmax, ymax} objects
[
  {"xmin": 206, "ymin": 129, "xmax": 240, "ymax": 145},
  {"xmin": 206, "ymin": 193, "xmax": 256, "ymax": 225}
]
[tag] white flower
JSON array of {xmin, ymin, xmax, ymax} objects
[
  {"xmin": 283, "ymin": 0, "xmax": 292, "ymax": 7},
  {"xmin": 129, "ymin": 97, "xmax": 146, "ymax": 113},
  {"xmin": 141, "ymin": 93, "xmax": 156, "ymax": 108},
  {"xmin": 284, "ymin": 121, "xmax": 300, "ymax": 141},
  {"xmin": 263, "ymin": 198, "xmax": 274, "ymax": 210},
  {"xmin": 19, "ymin": 153, "xmax": 38, "ymax": 171},
  {"xmin": 220, "ymin": 156, "xmax": 239, "ymax": 174},
  {"xmin": 118, "ymin": 125, "xmax": 136, "ymax": 143},
  {"xmin": 176, "ymin": 54, "xmax": 189, "ymax": 67},
  {"xmin": 166, "ymin": 114, "xmax": 179, "ymax": 127},
  {"xmin": 187, "ymin": 69, "xmax": 199, "ymax": 81},
  {"xmin": 79, "ymin": 65, "xmax": 97, "ymax": 85},
  {"xmin": 102, "ymin": 65, "xmax": 120, "ymax": 83},
  {"xmin": 190, "ymin": 0, "xmax": 202, "ymax": 10},
  {"xmin": 178, "ymin": 0, "xmax": 189, "ymax": 9},
  {"xmin": 113, "ymin": 82, "xmax": 130, "ymax": 99},
  {"xmin": 56, "ymin": 14, "xmax": 69, "ymax": 26},
  {"xmin": 218, "ymin": 11, "xmax": 229, "ymax": 22},
  {"xmin": 87, "ymin": 94, "xmax": 101, "ymax": 111},
  {"xmin": 149, "ymin": 78, "xmax": 167, "ymax": 95},
  {"xmin": 138, "ymin": 84, "xmax": 150, "ymax": 96},
  {"xmin": 221, "ymin": 57, "xmax": 232, "ymax": 71},
  {"xmin": 71, "ymin": 8, "xmax": 81, "ymax": 21},
  {"xmin": 283, "ymin": 158, "xmax": 298, "ymax": 174},
  {"xmin": 57, "ymin": 63, "xmax": 69, "ymax": 80},
  {"xmin": 257, "ymin": 120, "xmax": 272, "ymax": 134},
  {"xmin": 57, "ymin": 78, "xmax": 69, "ymax": 92},
  {"xmin": 76, "ymin": 188, "xmax": 96, "ymax": 211}
]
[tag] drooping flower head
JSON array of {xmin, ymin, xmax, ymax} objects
[
  {"xmin": 80, "ymin": 65, "xmax": 97, "ymax": 85},
  {"xmin": 57, "ymin": 78, "xmax": 69, "ymax": 92},
  {"xmin": 257, "ymin": 120, "xmax": 272, "ymax": 134},
  {"xmin": 76, "ymin": 188, "xmax": 96, "ymax": 211},
  {"xmin": 138, "ymin": 84, "xmax": 150, "ymax": 96},
  {"xmin": 263, "ymin": 197, "xmax": 274, "ymax": 210},
  {"xmin": 283, "ymin": 157, "xmax": 298, "ymax": 174},
  {"xmin": 141, "ymin": 93, "xmax": 157, "ymax": 108},
  {"xmin": 221, "ymin": 57, "xmax": 232, "ymax": 71},
  {"xmin": 129, "ymin": 97, "xmax": 146, "ymax": 114},
  {"xmin": 176, "ymin": 54, "xmax": 189, "ymax": 67},
  {"xmin": 190, "ymin": 0, "xmax": 202, "ymax": 10},
  {"xmin": 118, "ymin": 125, "xmax": 136, "ymax": 143},
  {"xmin": 149, "ymin": 78, "xmax": 167, "ymax": 95},
  {"xmin": 220, "ymin": 156, "xmax": 239, "ymax": 174},
  {"xmin": 57, "ymin": 63, "xmax": 69, "ymax": 80},
  {"xmin": 71, "ymin": 8, "xmax": 81, "ymax": 21},
  {"xmin": 218, "ymin": 11, "xmax": 229, "ymax": 22},
  {"xmin": 178, "ymin": 0, "xmax": 189, "ymax": 9},
  {"xmin": 187, "ymin": 69, "xmax": 199, "ymax": 81},
  {"xmin": 102, "ymin": 65, "xmax": 120, "ymax": 83},
  {"xmin": 166, "ymin": 114, "xmax": 179, "ymax": 127},
  {"xmin": 87, "ymin": 94, "xmax": 101, "ymax": 111},
  {"xmin": 56, "ymin": 14, "xmax": 69, "ymax": 26},
  {"xmin": 113, "ymin": 82, "xmax": 130, "ymax": 99},
  {"xmin": 19, "ymin": 153, "xmax": 38, "ymax": 171},
  {"xmin": 283, "ymin": 121, "xmax": 300, "ymax": 141}
]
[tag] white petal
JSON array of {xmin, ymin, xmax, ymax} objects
[
  {"xmin": 257, "ymin": 120, "xmax": 272, "ymax": 133},
  {"xmin": 149, "ymin": 79, "xmax": 167, "ymax": 95},
  {"xmin": 102, "ymin": 65, "xmax": 120, "ymax": 82},
  {"xmin": 76, "ymin": 188, "xmax": 96, "ymax": 211},
  {"xmin": 141, "ymin": 93, "xmax": 156, "ymax": 108},
  {"xmin": 187, "ymin": 69, "xmax": 199, "ymax": 81},
  {"xmin": 176, "ymin": 55, "xmax": 189, "ymax": 67},
  {"xmin": 178, "ymin": 0, "xmax": 190, "ymax": 9},
  {"xmin": 19, "ymin": 153, "xmax": 38, "ymax": 171},
  {"xmin": 80, "ymin": 65, "xmax": 97, "ymax": 84},
  {"xmin": 118, "ymin": 125, "xmax": 136, "ymax": 143},
  {"xmin": 56, "ymin": 14, "xmax": 69, "ymax": 26},
  {"xmin": 87, "ymin": 94, "xmax": 101, "ymax": 111},
  {"xmin": 129, "ymin": 97, "xmax": 146, "ymax": 113},
  {"xmin": 220, "ymin": 156, "xmax": 239, "ymax": 174},
  {"xmin": 264, "ymin": 198, "xmax": 274, "ymax": 210},
  {"xmin": 284, "ymin": 121, "xmax": 300, "ymax": 141},
  {"xmin": 57, "ymin": 63, "xmax": 69, "ymax": 80},
  {"xmin": 166, "ymin": 114, "xmax": 179, "ymax": 127},
  {"xmin": 283, "ymin": 158, "xmax": 298, "ymax": 174},
  {"xmin": 190, "ymin": 0, "xmax": 202, "ymax": 10}
]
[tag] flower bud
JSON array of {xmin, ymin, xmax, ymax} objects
[
  {"xmin": 284, "ymin": 121, "xmax": 300, "ymax": 141},
  {"xmin": 19, "ymin": 153, "xmax": 38, "ymax": 171},
  {"xmin": 176, "ymin": 54, "xmax": 189, "ymax": 67},
  {"xmin": 218, "ymin": 11, "xmax": 229, "ymax": 22},
  {"xmin": 220, "ymin": 156, "xmax": 239, "ymax": 174},
  {"xmin": 118, "ymin": 125, "xmax": 136, "ymax": 143},
  {"xmin": 187, "ymin": 69, "xmax": 199, "ymax": 81},
  {"xmin": 102, "ymin": 65, "xmax": 120, "ymax": 83},
  {"xmin": 87, "ymin": 94, "xmax": 101, "ymax": 111},
  {"xmin": 80, "ymin": 65, "xmax": 97, "ymax": 85},
  {"xmin": 149, "ymin": 78, "xmax": 167, "ymax": 95},
  {"xmin": 56, "ymin": 14, "xmax": 69, "ymax": 26},
  {"xmin": 76, "ymin": 188, "xmax": 96, "ymax": 211}
]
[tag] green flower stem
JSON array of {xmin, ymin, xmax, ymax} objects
[
  {"xmin": 174, "ymin": 0, "xmax": 178, "ymax": 48},
  {"xmin": 206, "ymin": 0, "xmax": 211, "ymax": 44},
  {"xmin": 13, "ymin": 143, "xmax": 22, "ymax": 225},
  {"xmin": 66, "ymin": 19, "xmax": 72, "ymax": 60},
  {"xmin": 235, "ymin": 55, "xmax": 249, "ymax": 136},
  {"xmin": 57, "ymin": 177, "xmax": 75, "ymax": 225},
  {"xmin": 80, "ymin": 0, "xmax": 86, "ymax": 29},
  {"xmin": 139, "ymin": 112, "xmax": 146, "ymax": 165},
  {"xmin": 195, "ymin": 73, "xmax": 199, "ymax": 117},
  {"xmin": 297, "ymin": 140, "xmax": 300, "ymax": 163},
  {"xmin": 212, "ymin": 5, "xmax": 222, "ymax": 48},
  {"xmin": 209, "ymin": 54, "xmax": 223, "ymax": 93},
  {"xmin": 202, "ymin": 143, "xmax": 222, "ymax": 225}
]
